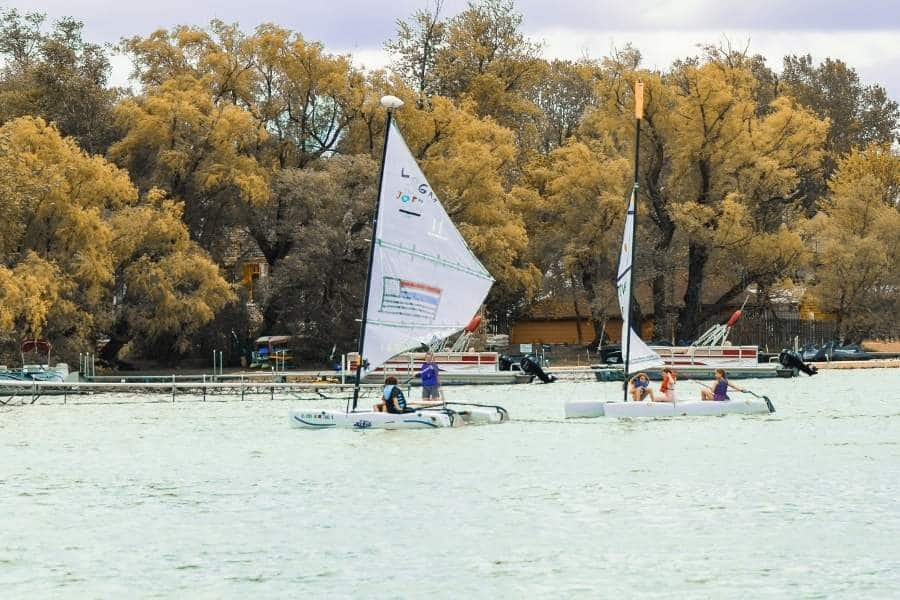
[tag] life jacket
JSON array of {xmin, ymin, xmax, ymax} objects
[
  {"xmin": 660, "ymin": 372, "xmax": 676, "ymax": 393},
  {"xmin": 383, "ymin": 385, "xmax": 408, "ymax": 413}
]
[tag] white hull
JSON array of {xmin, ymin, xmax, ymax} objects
[
  {"xmin": 289, "ymin": 404, "xmax": 508, "ymax": 430},
  {"xmin": 564, "ymin": 398, "xmax": 773, "ymax": 419}
]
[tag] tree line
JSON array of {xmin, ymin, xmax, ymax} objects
[{"xmin": 0, "ymin": 1, "xmax": 897, "ymax": 367}]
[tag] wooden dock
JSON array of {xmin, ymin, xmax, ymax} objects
[
  {"xmin": 0, "ymin": 378, "xmax": 383, "ymax": 405},
  {"xmin": 810, "ymin": 359, "xmax": 900, "ymax": 369}
]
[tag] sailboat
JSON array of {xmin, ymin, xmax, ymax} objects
[
  {"xmin": 290, "ymin": 96, "xmax": 509, "ymax": 429},
  {"xmin": 564, "ymin": 82, "xmax": 773, "ymax": 419}
]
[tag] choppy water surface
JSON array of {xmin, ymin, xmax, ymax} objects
[{"xmin": 1, "ymin": 369, "xmax": 899, "ymax": 598}]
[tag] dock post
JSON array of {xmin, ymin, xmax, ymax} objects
[
  {"xmin": 202, "ymin": 374, "xmax": 206, "ymax": 402},
  {"xmin": 270, "ymin": 383, "xmax": 274, "ymax": 402},
  {"xmin": 172, "ymin": 374, "xmax": 176, "ymax": 402},
  {"xmin": 241, "ymin": 375, "xmax": 245, "ymax": 401},
  {"xmin": 31, "ymin": 381, "xmax": 36, "ymax": 404}
]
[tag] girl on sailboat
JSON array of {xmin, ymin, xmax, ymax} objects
[
  {"xmin": 700, "ymin": 369, "xmax": 744, "ymax": 401},
  {"xmin": 628, "ymin": 373, "xmax": 652, "ymax": 401},
  {"xmin": 659, "ymin": 367, "xmax": 677, "ymax": 402}
]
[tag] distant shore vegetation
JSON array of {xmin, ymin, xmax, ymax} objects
[{"xmin": 0, "ymin": 1, "xmax": 897, "ymax": 367}]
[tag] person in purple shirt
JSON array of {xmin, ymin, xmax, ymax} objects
[
  {"xmin": 700, "ymin": 368, "xmax": 744, "ymax": 401},
  {"xmin": 419, "ymin": 351, "xmax": 443, "ymax": 402}
]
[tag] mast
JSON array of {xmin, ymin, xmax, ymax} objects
[
  {"xmin": 623, "ymin": 81, "xmax": 643, "ymax": 402},
  {"xmin": 351, "ymin": 96, "xmax": 404, "ymax": 411}
]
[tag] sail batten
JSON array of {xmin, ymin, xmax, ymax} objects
[{"xmin": 361, "ymin": 122, "xmax": 494, "ymax": 373}]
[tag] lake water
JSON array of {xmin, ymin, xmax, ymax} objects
[{"xmin": 2, "ymin": 369, "xmax": 899, "ymax": 598}]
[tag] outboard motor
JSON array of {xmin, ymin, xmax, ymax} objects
[
  {"xmin": 519, "ymin": 354, "xmax": 557, "ymax": 383},
  {"xmin": 779, "ymin": 349, "xmax": 818, "ymax": 376},
  {"xmin": 498, "ymin": 355, "xmax": 513, "ymax": 371}
]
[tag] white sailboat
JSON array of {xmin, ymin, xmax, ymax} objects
[
  {"xmin": 290, "ymin": 96, "xmax": 509, "ymax": 430},
  {"xmin": 564, "ymin": 83, "xmax": 773, "ymax": 419}
]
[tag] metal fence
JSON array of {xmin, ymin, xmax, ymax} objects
[{"xmin": 726, "ymin": 313, "xmax": 838, "ymax": 352}]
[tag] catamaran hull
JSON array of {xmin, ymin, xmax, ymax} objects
[
  {"xmin": 564, "ymin": 398, "xmax": 773, "ymax": 419},
  {"xmin": 289, "ymin": 405, "xmax": 508, "ymax": 430}
]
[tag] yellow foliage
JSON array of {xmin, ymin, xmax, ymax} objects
[
  {"xmin": 110, "ymin": 75, "xmax": 270, "ymax": 207},
  {"xmin": 807, "ymin": 145, "xmax": 900, "ymax": 337},
  {"xmin": 0, "ymin": 116, "xmax": 231, "ymax": 358}
]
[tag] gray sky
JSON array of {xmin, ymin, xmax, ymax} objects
[{"xmin": 8, "ymin": 0, "xmax": 900, "ymax": 99}]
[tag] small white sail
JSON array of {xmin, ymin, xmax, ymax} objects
[
  {"xmin": 362, "ymin": 121, "xmax": 494, "ymax": 372},
  {"xmin": 616, "ymin": 189, "xmax": 663, "ymax": 374}
]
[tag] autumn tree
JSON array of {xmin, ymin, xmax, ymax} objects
[
  {"xmin": 781, "ymin": 54, "xmax": 900, "ymax": 209},
  {"xmin": 532, "ymin": 59, "xmax": 599, "ymax": 154},
  {"xmin": 0, "ymin": 9, "xmax": 119, "ymax": 154},
  {"xmin": 512, "ymin": 139, "xmax": 632, "ymax": 332},
  {"xmin": 807, "ymin": 145, "xmax": 900, "ymax": 340},
  {"xmin": 0, "ymin": 117, "xmax": 231, "ymax": 364},
  {"xmin": 568, "ymin": 48, "xmax": 828, "ymax": 340},
  {"xmin": 783, "ymin": 55, "xmax": 899, "ymax": 155},
  {"xmin": 259, "ymin": 155, "xmax": 377, "ymax": 356},
  {"xmin": 386, "ymin": 0, "xmax": 446, "ymax": 103},
  {"xmin": 423, "ymin": 0, "xmax": 546, "ymax": 146},
  {"xmin": 108, "ymin": 75, "xmax": 269, "ymax": 255}
]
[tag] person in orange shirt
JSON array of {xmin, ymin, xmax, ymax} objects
[{"xmin": 658, "ymin": 367, "xmax": 677, "ymax": 402}]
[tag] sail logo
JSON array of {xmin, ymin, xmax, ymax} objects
[{"xmin": 380, "ymin": 277, "xmax": 441, "ymax": 321}]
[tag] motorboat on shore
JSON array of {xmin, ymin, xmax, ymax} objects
[
  {"xmin": 289, "ymin": 96, "xmax": 508, "ymax": 430},
  {"xmin": 0, "ymin": 340, "xmax": 70, "ymax": 382}
]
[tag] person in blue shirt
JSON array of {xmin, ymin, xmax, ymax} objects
[
  {"xmin": 418, "ymin": 351, "xmax": 443, "ymax": 402},
  {"xmin": 373, "ymin": 376, "xmax": 414, "ymax": 413}
]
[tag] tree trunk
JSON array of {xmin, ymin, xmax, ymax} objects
[
  {"xmin": 570, "ymin": 275, "xmax": 583, "ymax": 346},
  {"xmin": 98, "ymin": 316, "xmax": 131, "ymax": 366},
  {"xmin": 677, "ymin": 242, "xmax": 709, "ymax": 340}
]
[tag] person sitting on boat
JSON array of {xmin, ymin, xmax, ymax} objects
[
  {"xmin": 659, "ymin": 367, "xmax": 677, "ymax": 402},
  {"xmin": 628, "ymin": 373, "xmax": 652, "ymax": 401},
  {"xmin": 374, "ymin": 376, "xmax": 415, "ymax": 414},
  {"xmin": 700, "ymin": 368, "xmax": 743, "ymax": 401},
  {"xmin": 417, "ymin": 351, "xmax": 443, "ymax": 402}
]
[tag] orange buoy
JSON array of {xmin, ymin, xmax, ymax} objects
[
  {"xmin": 465, "ymin": 315, "xmax": 482, "ymax": 332},
  {"xmin": 726, "ymin": 310, "xmax": 742, "ymax": 327}
]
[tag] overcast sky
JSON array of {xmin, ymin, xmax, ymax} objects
[{"xmin": 8, "ymin": 0, "xmax": 900, "ymax": 99}]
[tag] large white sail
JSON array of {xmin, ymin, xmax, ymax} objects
[
  {"xmin": 362, "ymin": 121, "xmax": 494, "ymax": 372},
  {"xmin": 616, "ymin": 189, "xmax": 663, "ymax": 374}
]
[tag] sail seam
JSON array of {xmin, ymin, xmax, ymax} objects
[{"xmin": 376, "ymin": 239, "xmax": 494, "ymax": 281}]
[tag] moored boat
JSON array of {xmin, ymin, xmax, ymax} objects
[{"xmin": 0, "ymin": 340, "xmax": 70, "ymax": 382}]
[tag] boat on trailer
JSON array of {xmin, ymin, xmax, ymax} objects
[
  {"xmin": 564, "ymin": 82, "xmax": 773, "ymax": 420},
  {"xmin": 289, "ymin": 96, "xmax": 509, "ymax": 430}
]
